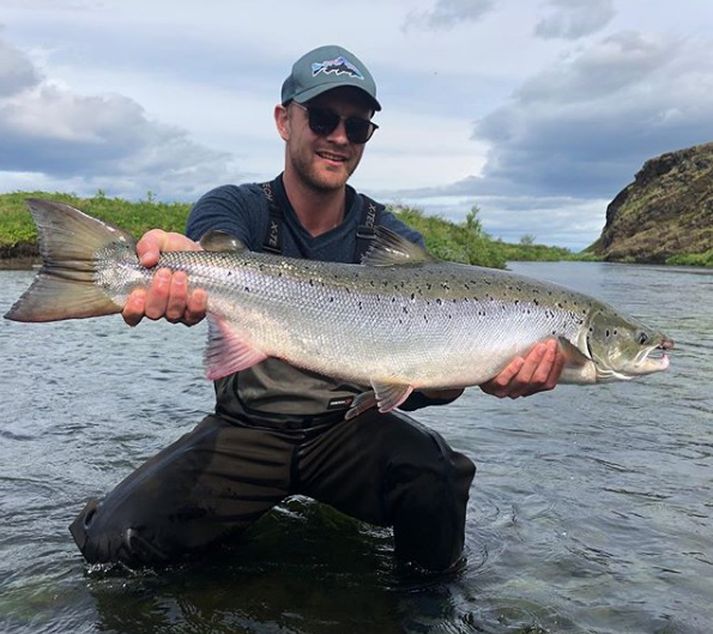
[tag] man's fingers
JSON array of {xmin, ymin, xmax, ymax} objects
[
  {"xmin": 144, "ymin": 268, "xmax": 172, "ymax": 320},
  {"xmin": 122, "ymin": 289, "xmax": 147, "ymax": 327},
  {"xmin": 544, "ymin": 341, "xmax": 566, "ymax": 390},
  {"xmin": 183, "ymin": 288, "xmax": 208, "ymax": 326},
  {"xmin": 136, "ymin": 229, "xmax": 167, "ymax": 268},
  {"xmin": 165, "ymin": 271, "xmax": 189, "ymax": 322},
  {"xmin": 480, "ymin": 356, "xmax": 525, "ymax": 397},
  {"xmin": 505, "ymin": 342, "xmax": 547, "ymax": 398}
]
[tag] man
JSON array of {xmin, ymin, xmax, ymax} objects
[{"xmin": 70, "ymin": 45, "xmax": 564, "ymax": 571}]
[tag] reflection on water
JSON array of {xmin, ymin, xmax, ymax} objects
[{"xmin": 1, "ymin": 262, "xmax": 711, "ymax": 633}]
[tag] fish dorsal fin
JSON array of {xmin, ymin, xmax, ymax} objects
[
  {"xmin": 361, "ymin": 226, "xmax": 436, "ymax": 266},
  {"xmin": 199, "ymin": 230, "xmax": 247, "ymax": 253}
]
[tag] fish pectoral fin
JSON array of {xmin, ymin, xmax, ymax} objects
[
  {"xmin": 557, "ymin": 337, "xmax": 590, "ymax": 366},
  {"xmin": 199, "ymin": 230, "xmax": 247, "ymax": 252},
  {"xmin": 371, "ymin": 380, "xmax": 414, "ymax": 413},
  {"xmin": 204, "ymin": 316, "xmax": 267, "ymax": 379},
  {"xmin": 345, "ymin": 391, "xmax": 378, "ymax": 420},
  {"xmin": 361, "ymin": 226, "xmax": 436, "ymax": 266}
]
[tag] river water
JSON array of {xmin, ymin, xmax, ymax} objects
[{"xmin": 0, "ymin": 261, "xmax": 711, "ymax": 633}]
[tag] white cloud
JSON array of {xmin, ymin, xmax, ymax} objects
[
  {"xmin": 535, "ymin": 0, "xmax": 615, "ymax": 40},
  {"xmin": 404, "ymin": 0, "xmax": 495, "ymax": 31},
  {"xmin": 0, "ymin": 33, "xmax": 239, "ymax": 199}
]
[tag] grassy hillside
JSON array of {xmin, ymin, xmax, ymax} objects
[{"xmin": 0, "ymin": 191, "xmax": 580, "ymax": 268}]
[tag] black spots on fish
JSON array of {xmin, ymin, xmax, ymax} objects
[
  {"xmin": 410, "ymin": 292, "xmax": 415, "ymax": 301},
  {"xmin": 613, "ymin": 329, "xmax": 618, "ymax": 335},
  {"xmin": 402, "ymin": 306, "xmax": 408, "ymax": 314},
  {"xmin": 464, "ymin": 283, "xmax": 470, "ymax": 290},
  {"xmin": 436, "ymin": 298, "xmax": 443, "ymax": 306},
  {"xmin": 551, "ymin": 330, "xmax": 557, "ymax": 335},
  {"xmin": 426, "ymin": 282, "xmax": 432, "ymax": 291},
  {"xmin": 329, "ymin": 297, "xmax": 335, "ymax": 303},
  {"xmin": 244, "ymin": 285, "xmax": 250, "ymax": 292},
  {"xmin": 357, "ymin": 301, "xmax": 363, "ymax": 311},
  {"xmin": 391, "ymin": 297, "xmax": 396, "ymax": 304},
  {"xmin": 227, "ymin": 271, "xmax": 232, "ymax": 277},
  {"xmin": 533, "ymin": 299, "xmax": 539, "ymax": 306},
  {"xmin": 482, "ymin": 278, "xmax": 492, "ymax": 285},
  {"xmin": 309, "ymin": 279, "xmax": 315, "ymax": 287},
  {"xmin": 605, "ymin": 329, "xmax": 610, "ymax": 337},
  {"xmin": 514, "ymin": 299, "xmax": 520, "ymax": 305},
  {"xmin": 369, "ymin": 280, "xmax": 376, "ymax": 287},
  {"xmin": 637, "ymin": 331, "xmax": 648, "ymax": 345},
  {"xmin": 441, "ymin": 282, "xmax": 450, "ymax": 290},
  {"xmin": 423, "ymin": 314, "xmax": 429, "ymax": 323}
]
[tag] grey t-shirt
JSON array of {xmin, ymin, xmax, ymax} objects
[{"xmin": 186, "ymin": 174, "xmax": 444, "ymax": 426}]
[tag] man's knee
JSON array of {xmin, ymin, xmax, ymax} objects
[
  {"xmin": 380, "ymin": 418, "xmax": 475, "ymax": 571},
  {"xmin": 69, "ymin": 497, "xmax": 174, "ymax": 566}
]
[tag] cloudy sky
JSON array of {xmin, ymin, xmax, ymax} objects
[{"xmin": 1, "ymin": 0, "xmax": 712, "ymax": 249}]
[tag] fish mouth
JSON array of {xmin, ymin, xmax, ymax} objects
[{"xmin": 633, "ymin": 336, "xmax": 674, "ymax": 374}]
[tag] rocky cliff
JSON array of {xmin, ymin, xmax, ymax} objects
[{"xmin": 588, "ymin": 142, "xmax": 713, "ymax": 263}]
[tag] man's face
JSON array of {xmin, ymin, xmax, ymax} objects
[{"xmin": 278, "ymin": 87, "xmax": 374, "ymax": 192}]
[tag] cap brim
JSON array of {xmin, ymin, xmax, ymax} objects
[{"xmin": 289, "ymin": 82, "xmax": 381, "ymax": 111}]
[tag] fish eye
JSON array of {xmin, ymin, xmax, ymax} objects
[{"xmin": 637, "ymin": 332, "xmax": 649, "ymax": 345}]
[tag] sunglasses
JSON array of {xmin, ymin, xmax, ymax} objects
[{"xmin": 292, "ymin": 102, "xmax": 378, "ymax": 144}]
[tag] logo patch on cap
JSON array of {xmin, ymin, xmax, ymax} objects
[{"xmin": 311, "ymin": 56, "xmax": 364, "ymax": 80}]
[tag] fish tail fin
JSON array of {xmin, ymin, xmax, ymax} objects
[{"xmin": 3, "ymin": 199, "xmax": 134, "ymax": 322}]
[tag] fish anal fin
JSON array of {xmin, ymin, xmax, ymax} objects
[
  {"xmin": 361, "ymin": 226, "xmax": 436, "ymax": 266},
  {"xmin": 199, "ymin": 230, "xmax": 247, "ymax": 252},
  {"xmin": 371, "ymin": 380, "xmax": 414, "ymax": 413},
  {"xmin": 204, "ymin": 316, "xmax": 267, "ymax": 379}
]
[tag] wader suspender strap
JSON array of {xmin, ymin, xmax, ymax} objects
[
  {"xmin": 355, "ymin": 194, "xmax": 384, "ymax": 262},
  {"xmin": 259, "ymin": 180, "xmax": 384, "ymax": 261},
  {"xmin": 260, "ymin": 179, "xmax": 283, "ymax": 254}
]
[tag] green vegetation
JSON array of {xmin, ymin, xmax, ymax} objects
[
  {"xmin": 666, "ymin": 249, "xmax": 713, "ymax": 267},
  {"xmin": 0, "ymin": 191, "xmax": 592, "ymax": 268}
]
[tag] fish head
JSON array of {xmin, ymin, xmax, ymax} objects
[{"xmin": 582, "ymin": 308, "xmax": 673, "ymax": 381}]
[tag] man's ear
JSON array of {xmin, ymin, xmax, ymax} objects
[{"xmin": 274, "ymin": 104, "xmax": 290, "ymax": 141}]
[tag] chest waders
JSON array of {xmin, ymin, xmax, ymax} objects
[{"xmin": 69, "ymin": 183, "xmax": 475, "ymax": 573}]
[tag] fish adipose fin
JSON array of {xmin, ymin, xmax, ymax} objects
[
  {"xmin": 361, "ymin": 226, "xmax": 436, "ymax": 266},
  {"xmin": 204, "ymin": 315, "xmax": 268, "ymax": 379},
  {"xmin": 199, "ymin": 230, "xmax": 247, "ymax": 252},
  {"xmin": 4, "ymin": 199, "xmax": 130, "ymax": 322}
]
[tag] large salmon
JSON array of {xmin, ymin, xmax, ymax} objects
[{"xmin": 5, "ymin": 199, "xmax": 673, "ymax": 417}]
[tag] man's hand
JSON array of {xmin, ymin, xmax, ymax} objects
[
  {"xmin": 480, "ymin": 338, "xmax": 565, "ymax": 399},
  {"xmin": 122, "ymin": 229, "xmax": 208, "ymax": 327}
]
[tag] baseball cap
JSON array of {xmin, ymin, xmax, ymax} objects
[{"xmin": 281, "ymin": 45, "xmax": 381, "ymax": 112}]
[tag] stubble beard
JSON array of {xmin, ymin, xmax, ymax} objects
[{"xmin": 290, "ymin": 147, "xmax": 359, "ymax": 193}]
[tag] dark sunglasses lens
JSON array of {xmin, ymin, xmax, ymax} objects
[
  {"xmin": 308, "ymin": 108, "xmax": 340, "ymax": 136},
  {"xmin": 344, "ymin": 118, "xmax": 373, "ymax": 144},
  {"xmin": 305, "ymin": 106, "xmax": 375, "ymax": 144}
]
